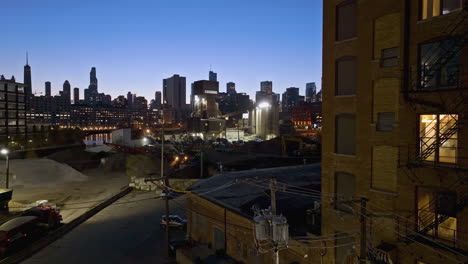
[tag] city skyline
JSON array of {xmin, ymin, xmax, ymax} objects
[{"xmin": 1, "ymin": 0, "xmax": 322, "ymax": 102}]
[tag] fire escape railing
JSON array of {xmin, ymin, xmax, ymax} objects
[{"xmin": 398, "ymin": 8, "xmax": 468, "ymax": 246}]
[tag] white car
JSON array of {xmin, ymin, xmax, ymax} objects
[{"xmin": 160, "ymin": 215, "xmax": 187, "ymax": 230}]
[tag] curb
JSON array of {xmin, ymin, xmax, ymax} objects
[{"xmin": 0, "ymin": 186, "xmax": 133, "ymax": 264}]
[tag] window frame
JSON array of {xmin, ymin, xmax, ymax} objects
[
  {"xmin": 420, "ymin": 0, "xmax": 463, "ymax": 20},
  {"xmin": 419, "ymin": 114, "xmax": 458, "ymax": 164},
  {"xmin": 417, "ymin": 38, "xmax": 462, "ymax": 90},
  {"xmin": 335, "ymin": 113, "xmax": 356, "ymax": 155},
  {"xmin": 335, "ymin": 56, "xmax": 357, "ymax": 96},
  {"xmin": 416, "ymin": 187, "xmax": 458, "ymax": 242},
  {"xmin": 380, "ymin": 47, "xmax": 400, "ymax": 68},
  {"xmin": 335, "ymin": 172, "xmax": 356, "ymax": 213},
  {"xmin": 335, "ymin": 0, "xmax": 357, "ymax": 42}
]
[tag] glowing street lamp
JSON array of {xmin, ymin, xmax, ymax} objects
[{"xmin": 1, "ymin": 149, "xmax": 10, "ymax": 189}]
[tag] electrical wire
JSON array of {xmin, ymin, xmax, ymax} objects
[{"xmin": 241, "ymin": 180, "xmax": 468, "ymax": 261}]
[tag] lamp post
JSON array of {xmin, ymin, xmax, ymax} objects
[{"xmin": 1, "ymin": 149, "xmax": 9, "ymax": 189}]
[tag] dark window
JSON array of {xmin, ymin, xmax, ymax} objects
[
  {"xmin": 335, "ymin": 172, "xmax": 356, "ymax": 212},
  {"xmin": 442, "ymin": 0, "xmax": 462, "ymax": 14},
  {"xmin": 336, "ymin": 0, "xmax": 357, "ymax": 41},
  {"xmin": 335, "ymin": 233, "xmax": 355, "ymax": 263},
  {"xmin": 7, "ymin": 111, "xmax": 17, "ymax": 118},
  {"xmin": 377, "ymin": 112, "xmax": 395, "ymax": 132},
  {"xmin": 335, "ymin": 114, "xmax": 356, "ymax": 155},
  {"xmin": 419, "ymin": 39, "xmax": 461, "ymax": 90},
  {"xmin": 381, "ymin": 47, "xmax": 399, "ymax": 67},
  {"xmin": 336, "ymin": 57, "xmax": 357, "ymax": 96}
]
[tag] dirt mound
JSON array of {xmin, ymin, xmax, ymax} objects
[
  {"xmin": 48, "ymin": 148, "xmax": 106, "ymax": 171},
  {"xmin": 0, "ymin": 159, "xmax": 88, "ymax": 187}
]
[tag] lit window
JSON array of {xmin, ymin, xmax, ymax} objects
[
  {"xmin": 417, "ymin": 188, "xmax": 457, "ymax": 241},
  {"xmin": 420, "ymin": 114, "xmax": 458, "ymax": 163},
  {"xmin": 421, "ymin": 0, "xmax": 462, "ymax": 19}
]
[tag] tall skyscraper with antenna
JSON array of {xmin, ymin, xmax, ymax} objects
[{"xmin": 24, "ymin": 52, "xmax": 32, "ymax": 96}]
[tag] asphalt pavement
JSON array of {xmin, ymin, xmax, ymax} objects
[{"xmin": 21, "ymin": 190, "xmax": 186, "ymax": 264}]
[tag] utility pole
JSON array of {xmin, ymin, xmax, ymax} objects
[
  {"xmin": 161, "ymin": 119, "xmax": 170, "ymax": 257},
  {"xmin": 269, "ymin": 178, "xmax": 277, "ymax": 215},
  {"xmin": 359, "ymin": 197, "xmax": 368, "ymax": 264},
  {"xmin": 253, "ymin": 178, "xmax": 287, "ymax": 264},
  {"xmin": 200, "ymin": 151, "xmax": 203, "ymax": 178},
  {"xmin": 269, "ymin": 178, "xmax": 279, "ymax": 264}
]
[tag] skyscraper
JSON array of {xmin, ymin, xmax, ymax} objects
[
  {"xmin": 281, "ymin": 87, "xmax": 300, "ymax": 113},
  {"xmin": 163, "ymin": 74, "xmax": 186, "ymax": 109},
  {"xmin": 127, "ymin": 92, "xmax": 133, "ymax": 105},
  {"xmin": 209, "ymin": 71, "xmax": 217, "ymax": 82},
  {"xmin": 155, "ymin": 91, "xmax": 162, "ymax": 108},
  {"xmin": 23, "ymin": 53, "xmax": 32, "ymax": 96},
  {"xmin": 89, "ymin": 67, "xmax": 98, "ymax": 91},
  {"xmin": 84, "ymin": 67, "xmax": 98, "ymax": 104},
  {"xmin": 260, "ymin": 81, "xmax": 273, "ymax": 94},
  {"xmin": 306, "ymin": 82, "xmax": 317, "ymax": 102},
  {"xmin": 226, "ymin": 82, "xmax": 236, "ymax": 94},
  {"xmin": 45, "ymin": 82, "xmax": 51, "ymax": 97},
  {"xmin": 63, "ymin": 80, "xmax": 71, "ymax": 101},
  {"xmin": 73, "ymin": 87, "xmax": 79, "ymax": 103}
]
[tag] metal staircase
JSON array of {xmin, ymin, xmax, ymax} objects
[
  {"xmin": 409, "ymin": 9, "xmax": 468, "ymax": 164},
  {"xmin": 413, "ymin": 10, "xmax": 467, "ymax": 91},
  {"xmin": 417, "ymin": 113, "xmax": 460, "ymax": 163}
]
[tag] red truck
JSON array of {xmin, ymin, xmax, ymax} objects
[{"xmin": 0, "ymin": 204, "xmax": 62, "ymax": 255}]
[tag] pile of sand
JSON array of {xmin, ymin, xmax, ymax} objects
[{"xmin": 0, "ymin": 158, "xmax": 88, "ymax": 187}]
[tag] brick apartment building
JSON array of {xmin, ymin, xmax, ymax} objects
[{"xmin": 322, "ymin": 0, "xmax": 467, "ymax": 263}]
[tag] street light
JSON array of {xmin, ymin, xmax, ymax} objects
[{"xmin": 1, "ymin": 149, "xmax": 9, "ymax": 189}]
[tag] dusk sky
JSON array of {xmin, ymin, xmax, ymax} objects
[{"xmin": 1, "ymin": 0, "xmax": 322, "ymax": 103}]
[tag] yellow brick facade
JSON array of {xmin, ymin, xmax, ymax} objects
[{"xmin": 322, "ymin": 0, "xmax": 467, "ymax": 263}]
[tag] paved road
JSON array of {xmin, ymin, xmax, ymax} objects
[{"xmin": 22, "ymin": 190, "xmax": 186, "ymax": 264}]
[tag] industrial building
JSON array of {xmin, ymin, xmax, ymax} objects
[
  {"xmin": 187, "ymin": 80, "xmax": 226, "ymax": 139},
  {"xmin": 184, "ymin": 165, "xmax": 322, "ymax": 264},
  {"xmin": 321, "ymin": 1, "xmax": 466, "ymax": 263},
  {"xmin": 248, "ymin": 101, "xmax": 279, "ymax": 140},
  {"xmin": 0, "ymin": 75, "xmax": 27, "ymax": 144}
]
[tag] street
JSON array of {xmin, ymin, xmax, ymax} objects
[{"xmin": 22, "ymin": 190, "xmax": 187, "ymax": 264}]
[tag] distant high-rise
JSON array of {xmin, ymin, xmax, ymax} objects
[
  {"xmin": 155, "ymin": 91, "xmax": 162, "ymax": 108},
  {"xmin": 84, "ymin": 67, "xmax": 99, "ymax": 104},
  {"xmin": 63, "ymin": 80, "xmax": 71, "ymax": 101},
  {"xmin": 281, "ymin": 87, "xmax": 300, "ymax": 113},
  {"xmin": 163, "ymin": 74, "xmax": 186, "ymax": 109},
  {"xmin": 127, "ymin": 92, "xmax": 133, "ymax": 105},
  {"xmin": 306, "ymin": 82, "xmax": 317, "ymax": 102},
  {"xmin": 89, "ymin": 67, "xmax": 98, "ymax": 91},
  {"xmin": 24, "ymin": 53, "xmax": 32, "ymax": 96},
  {"xmin": 209, "ymin": 71, "xmax": 217, "ymax": 82},
  {"xmin": 45, "ymin": 82, "xmax": 51, "ymax": 97},
  {"xmin": 226, "ymin": 82, "xmax": 236, "ymax": 94},
  {"xmin": 73, "ymin": 87, "xmax": 79, "ymax": 103},
  {"xmin": 260, "ymin": 81, "xmax": 273, "ymax": 94}
]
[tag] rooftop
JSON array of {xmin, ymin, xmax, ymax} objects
[{"xmin": 188, "ymin": 163, "xmax": 321, "ymax": 236}]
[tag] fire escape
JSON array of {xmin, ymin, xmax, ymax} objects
[{"xmin": 399, "ymin": 7, "xmax": 468, "ymax": 250}]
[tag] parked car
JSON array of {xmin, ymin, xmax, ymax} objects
[
  {"xmin": 160, "ymin": 215, "xmax": 187, "ymax": 230},
  {"xmin": 160, "ymin": 190, "xmax": 176, "ymax": 200}
]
